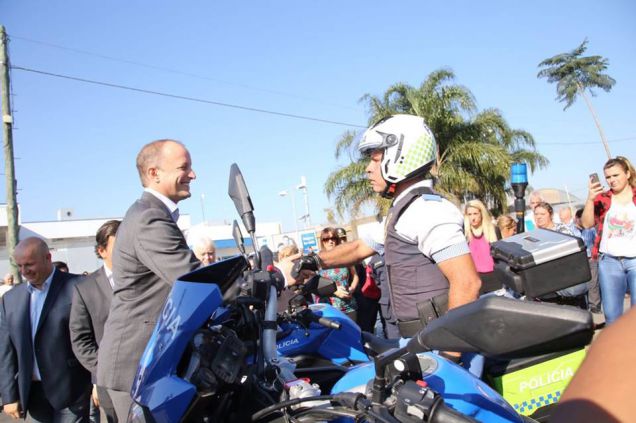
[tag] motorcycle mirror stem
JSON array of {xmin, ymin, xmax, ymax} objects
[{"xmin": 228, "ymin": 163, "xmax": 261, "ymax": 269}]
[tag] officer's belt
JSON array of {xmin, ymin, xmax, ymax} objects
[{"xmin": 396, "ymin": 292, "xmax": 449, "ymax": 338}]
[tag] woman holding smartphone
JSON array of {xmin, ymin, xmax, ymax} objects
[{"xmin": 582, "ymin": 156, "xmax": 636, "ymax": 324}]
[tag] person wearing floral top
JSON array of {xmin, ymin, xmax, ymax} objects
[{"xmin": 316, "ymin": 227, "xmax": 358, "ymax": 320}]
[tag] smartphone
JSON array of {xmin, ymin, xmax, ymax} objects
[{"xmin": 590, "ymin": 173, "xmax": 600, "ymax": 185}]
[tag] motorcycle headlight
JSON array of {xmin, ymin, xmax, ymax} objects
[{"xmin": 128, "ymin": 402, "xmax": 155, "ymax": 423}]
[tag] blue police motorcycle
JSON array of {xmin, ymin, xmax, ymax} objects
[{"xmin": 128, "ymin": 164, "xmax": 594, "ymax": 422}]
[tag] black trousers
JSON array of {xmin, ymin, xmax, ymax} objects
[{"xmin": 27, "ymin": 382, "xmax": 90, "ymax": 423}]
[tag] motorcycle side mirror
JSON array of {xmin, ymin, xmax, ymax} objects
[
  {"xmin": 407, "ymin": 296, "xmax": 594, "ymax": 359},
  {"xmin": 228, "ymin": 163, "xmax": 256, "ymax": 234},
  {"xmin": 228, "ymin": 163, "xmax": 260, "ymax": 268},
  {"xmin": 232, "ymin": 220, "xmax": 246, "ymax": 256},
  {"xmin": 302, "ymin": 275, "xmax": 337, "ymax": 297}
]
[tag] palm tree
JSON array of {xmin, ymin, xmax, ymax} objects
[
  {"xmin": 538, "ymin": 39, "xmax": 616, "ymax": 158},
  {"xmin": 325, "ymin": 69, "xmax": 548, "ymax": 218}
]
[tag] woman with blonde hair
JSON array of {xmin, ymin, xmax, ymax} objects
[
  {"xmin": 496, "ymin": 215, "xmax": 517, "ymax": 239},
  {"xmin": 464, "ymin": 200, "xmax": 500, "ymax": 294}
]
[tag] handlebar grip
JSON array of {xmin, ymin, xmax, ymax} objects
[
  {"xmin": 290, "ymin": 260, "xmax": 302, "ymax": 279},
  {"xmin": 431, "ymin": 402, "xmax": 478, "ymax": 423},
  {"xmin": 290, "ymin": 255, "xmax": 321, "ymax": 279},
  {"xmin": 317, "ymin": 317, "xmax": 341, "ymax": 330}
]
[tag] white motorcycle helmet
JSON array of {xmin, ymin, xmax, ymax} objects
[{"xmin": 358, "ymin": 114, "xmax": 437, "ymax": 197}]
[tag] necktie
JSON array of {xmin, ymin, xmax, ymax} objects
[{"xmin": 172, "ymin": 208, "xmax": 180, "ymax": 222}]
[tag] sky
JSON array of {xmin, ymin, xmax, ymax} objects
[{"xmin": 2, "ymin": 1, "xmax": 635, "ymax": 233}]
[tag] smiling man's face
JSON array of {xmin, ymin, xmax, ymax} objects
[{"xmin": 153, "ymin": 141, "xmax": 196, "ymax": 203}]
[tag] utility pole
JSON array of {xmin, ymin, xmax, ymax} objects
[{"xmin": 1, "ymin": 26, "xmax": 21, "ymax": 283}]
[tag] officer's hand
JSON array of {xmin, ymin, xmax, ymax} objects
[
  {"xmin": 3, "ymin": 402, "xmax": 22, "ymax": 419},
  {"xmin": 291, "ymin": 254, "xmax": 321, "ymax": 279},
  {"xmin": 277, "ymin": 253, "xmax": 315, "ymax": 287},
  {"xmin": 92, "ymin": 384, "xmax": 100, "ymax": 408}
]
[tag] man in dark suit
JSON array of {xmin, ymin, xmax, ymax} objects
[
  {"xmin": 0, "ymin": 237, "xmax": 91, "ymax": 422},
  {"xmin": 70, "ymin": 220, "xmax": 121, "ymax": 423},
  {"xmin": 97, "ymin": 139, "xmax": 200, "ymax": 420}
]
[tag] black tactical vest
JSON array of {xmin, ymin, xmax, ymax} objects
[{"xmin": 384, "ymin": 187, "xmax": 449, "ymax": 322}]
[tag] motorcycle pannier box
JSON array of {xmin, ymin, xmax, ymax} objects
[{"xmin": 491, "ymin": 229, "xmax": 591, "ymax": 298}]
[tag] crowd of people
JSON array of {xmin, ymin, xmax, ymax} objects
[{"xmin": 0, "ymin": 117, "xmax": 633, "ymax": 422}]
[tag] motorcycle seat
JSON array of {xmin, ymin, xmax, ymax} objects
[{"xmin": 362, "ymin": 331, "xmax": 400, "ymax": 357}]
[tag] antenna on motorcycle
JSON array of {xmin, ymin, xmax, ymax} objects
[{"xmin": 228, "ymin": 163, "xmax": 260, "ymax": 269}]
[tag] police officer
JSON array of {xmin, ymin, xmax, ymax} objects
[{"xmin": 296, "ymin": 114, "xmax": 481, "ymax": 341}]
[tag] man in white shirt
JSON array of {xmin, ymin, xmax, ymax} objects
[
  {"xmin": 0, "ymin": 237, "xmax": 91, "ymax": 422},
  {"xmin": 97, "ymin": 140, "xmax": 200, "ymax": 421}
]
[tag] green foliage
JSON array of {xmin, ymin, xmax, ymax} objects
[
  {"xmin": 325, "ymin": 69, "xmax": 548, "ymax": 218},
  {"xmin": 537, "ymin": 39, "xmax": 616, "ymax": 110}
]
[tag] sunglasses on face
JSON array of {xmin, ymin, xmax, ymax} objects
[{"xmin": 321, "ymin": 236, "xmax": 339, "ymax": 243}]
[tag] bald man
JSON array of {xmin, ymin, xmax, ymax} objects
[
  {"xmin": 0, "ymin": 237, "xmax": 91, "ymax": 422},
  {"xmin": 97, "ymin": 140, "xmax": 200, "ymax": 420}
]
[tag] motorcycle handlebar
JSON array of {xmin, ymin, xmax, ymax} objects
[
  {"xmin": 317, "ymin": 316, "xmax": 341, "ymax": 330},
  {"xmin": 431, "ymin": 402, "xmax": 478, "ymax": 423}
]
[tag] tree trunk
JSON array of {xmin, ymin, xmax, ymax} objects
[{"xmin": 578, "ymin": 84, "xmax": 612, "ymax": 159}]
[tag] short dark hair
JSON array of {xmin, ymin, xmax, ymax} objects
[
  {"xmin": 95, "ymin": 220, "xmax": 121, "ymax": 258},
  {"xmin": 52, "ymin": 261, "xmax": 69, "ymax": 272},
  {"xmin": 575, "ymin": 208, "xmax": 584, "ymax": 219},
  {"xmin": 534, "ymin": 201, "xmax": 553, "ymax": 216}
]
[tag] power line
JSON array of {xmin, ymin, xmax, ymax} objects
[
  {"xmin": 8, "ymin": 34, "xmax": 358, "ymax": 111},
  {"xmin": 10, "ymin": 65, "xmax": 367, "ymax": 129},
  {"xmin": 539, "ymin": 136, "xmax": 635, "ymax": 146}
]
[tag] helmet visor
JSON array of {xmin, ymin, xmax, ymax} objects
[{"xmin": 357, "ymin": 127, "xmax": 400, "ymax": 156}]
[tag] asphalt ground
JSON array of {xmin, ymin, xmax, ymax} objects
[{"xmin": 0, "ymin": 299, "xmax": 629, "ymax": 422}]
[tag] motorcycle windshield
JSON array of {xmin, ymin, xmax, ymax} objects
[{"xmin": 131, "ymin": 255, "xmax": 248, "ymax": 421}]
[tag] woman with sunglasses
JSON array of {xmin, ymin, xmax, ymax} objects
[
  {"xmin": 316, "ymin": 227, "xmax": 359, "ymax": 320},
  {"xmin": 582, "ymin": 156, "xmax": 636, "ymax": 324}
]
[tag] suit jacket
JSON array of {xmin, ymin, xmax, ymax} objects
[
  {"xmin": 69, "ymin": 266, "xmax": 113, "ymax": 381},
  {"xmin": 97, "ymin": 192, "xmax": 199, "ymax": 391},
  {"xmin": 0, "ymin": 270, "xmax": 91, "ymax": 412}
]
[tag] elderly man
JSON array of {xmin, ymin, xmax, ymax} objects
[
  {"xmin": 0, "ymin": 237, "xmax": 91, "ymax": 422},
  {"xmin": 0, "ymin": 273, "xmax": 14, "ymax": 298},
  {"xmin": 97, "ymin": 140, "xmax": 200, "ymax": 421},
  {"xmin": 193, "ymin": 236, "xmax": 217, "ymax": 266}
]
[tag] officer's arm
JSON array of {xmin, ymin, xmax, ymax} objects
[
  {"xmin": 436, "ymin": 253, "xmax": 481, "ymax": 310},
  {"xmin": 318, "ymin": 239, "xmax": 376, "ymax": 269}
]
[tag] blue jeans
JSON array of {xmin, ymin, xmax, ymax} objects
[{"xmin": 598, "ymin": 254, "xmax": 636, "ymax": 324}]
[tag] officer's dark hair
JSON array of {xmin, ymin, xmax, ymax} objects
[{"xmin": 95, "ymin": 220, "xmax": 121, "ymax": 259}]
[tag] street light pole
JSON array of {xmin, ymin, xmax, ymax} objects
[
  {"xmin": 200, "ymin": 193, "xmax": 207, "ymax": 224},
  {"xmin": 297, "ymin": 176, "xmax": 311, "ymax": 229},
  {"xmin": 279, "ymin": 190, "xmax": 299, "ymax": 243}
]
